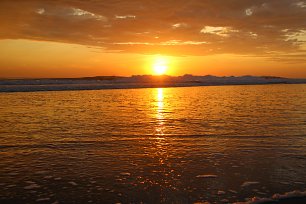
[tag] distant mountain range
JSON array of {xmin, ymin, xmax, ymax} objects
[{"xmin": 0, "ymin": 75, "xmax": 305, "ymax": 92}]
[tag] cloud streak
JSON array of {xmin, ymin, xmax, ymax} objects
[{"xmin": 0, "ymin": 0, "xmax": 306, "ymax": 60}]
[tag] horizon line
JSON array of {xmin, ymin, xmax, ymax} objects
[{"xmin": 1, "ymin": 74, "xmax": 303, "ymax": 80}]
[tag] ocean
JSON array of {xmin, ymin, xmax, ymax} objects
[{"xmin": 0, "ymin": 84, "xmax": 306, "ymax": 203}]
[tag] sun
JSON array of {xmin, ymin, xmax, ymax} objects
[{"xmin": 153, "ymin": 56, "xmax": 168, "ymax": 75}]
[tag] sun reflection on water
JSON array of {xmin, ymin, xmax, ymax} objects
[
  {"xmin": 155, "ymin": 88, "xmax": 165, "ymax": 137},
  {"xmin": 151, "ymin": 88, "xmax": 180, "ymax": 196}
]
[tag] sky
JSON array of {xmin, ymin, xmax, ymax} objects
[{"xmin": 0, "ymin": 0, "xmax": 306, "ymax": 78}]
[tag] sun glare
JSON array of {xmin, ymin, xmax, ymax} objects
[{"xmin": 153, "ymin": 56, "xmax": 168, "ymax": 75}]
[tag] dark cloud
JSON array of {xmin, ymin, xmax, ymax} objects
[{"xmin": 0, "ymin": 0, "xmax": 306, "ymax": 59}]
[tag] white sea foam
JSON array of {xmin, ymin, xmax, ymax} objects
[
  {"xmin": 241, "ymin": 181, "xmax": 259, "ymax": 188},
  {"xmin": 217, "ymin": 190, "xmax": 226, "ymax": 195},
  {"xmin": 196, "ymin": 174, "xmax": 218, "ymax": 178},
  {"xmin": 68, "ymin": 181, "xmax": 78, "ymax": 186},
  {"xmin": 229, "ymin": 190, "xmax": 238, "ymax": 194},
  {"xmin": 235, "ymin": 190, "xmax": 306, "ymax": 204},
  {"xmin": 120, "ymin": 172, "xmax": 131, "ymax": 176},
  {"xmin": 24, "ymin": 183, "xmax": 41, "ymax": 190},
  {"xmin": 36, "ymin": 197, "xmax": 50, "ymax": 202},
  {"xmin": 272, "ymin": 190, "xmax": 306, "ymax": 199}
]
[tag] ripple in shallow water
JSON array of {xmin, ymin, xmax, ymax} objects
[{"xmin": 0, "ymin": 85, "xmax": 306, "ymax": 203}]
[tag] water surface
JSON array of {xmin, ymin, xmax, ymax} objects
[{"xmin": 0, "ymin": 84, "xmax": 306, "ymax": 203}]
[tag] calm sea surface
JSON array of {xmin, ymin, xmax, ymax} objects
[{"xmin": 0, "ymin": 84, "xmax": 306, "ymax": 203}]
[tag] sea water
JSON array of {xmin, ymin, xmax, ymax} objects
[{"xmin": 0, "ymin": 84, "xmax": 306, "ymax": 203}]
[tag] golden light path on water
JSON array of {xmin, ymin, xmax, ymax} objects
[
  {"xmin": 153, "ymin": 88, "xmax": 169, "ymax": 171},
  {"xmin": 155, "ymin": 88, "xmax": 165, "ymax": 137}
]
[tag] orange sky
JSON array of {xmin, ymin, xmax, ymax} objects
[{"xmin": 0, "ymin": 0, "xmax": 306, "ymax": 78}]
